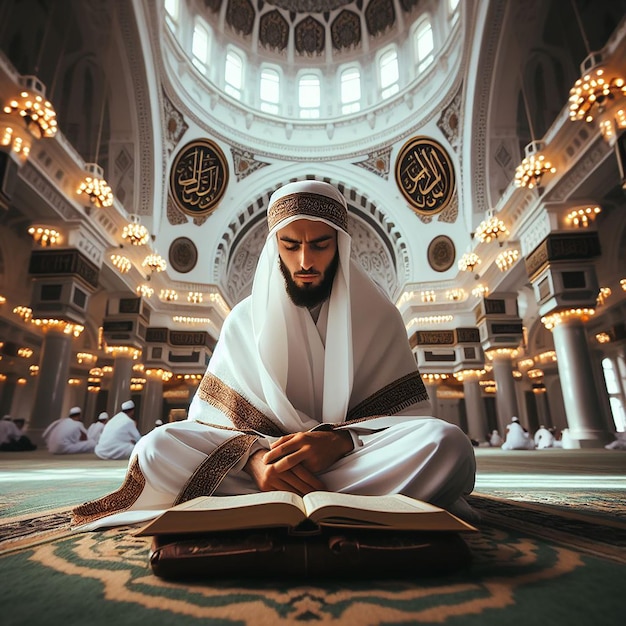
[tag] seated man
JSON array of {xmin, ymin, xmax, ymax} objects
[
  {"xmin": 95, "ymin": 401, "xmax": 141, "ymax": 460},
  {"xmin": 87, "ymin": 412, "xmax": 109, "ymax": 444},
  {"xmin": 44, "ymin": 407, "xmax": 95, "ymax": 454},
  {"xmin": 73, "ymin": 181, "xmax": 476, "ymax": 529},
  {"xmin": 501, "ymin": 417, "xmax": 535, "ymax": 450},
  {"xmin": 0, "ymin": 415, "xmax": 36, "ymax": 451}
]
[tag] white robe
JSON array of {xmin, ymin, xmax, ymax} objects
[
  {"xmin": 73, "ymin": 185, "xmax": 476, "ymax": 529},
  {"xmin": 501, "ymin": 422, "xmax": 535, "ymax": 450},
  {"xmin": 86, "ymin": 421, "xmax": 105, "ymax": 444},
  {"xmin": 45, "ymin": 418, "xmax": 95, "ymax": 454},
  {"xmin": 94, "ymin": 412, "xmax": 141, "ymax": 460},
  {"xmin": 534, "ymin": 427, "xmax": 555, "ymax": 449}
]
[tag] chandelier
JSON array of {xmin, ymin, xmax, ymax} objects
[
  {"xmin": 187, "ymin": 291, "xmax": 204, "ymax": 304},
  {"xmin": 420, "ymin": 290, "xmax": 436, "ymax": 303},
  {"xmin": 2, "ymin": 76, "xmax": 57, "ymax": 139},
  {"xmin": 568, "ymin": 57, "xmax": 626, "ymax": 123},
  {"xmin": 77, "ymin": 163, "xmax": 114, "ymax": 208},
  {"xmin": 514, "ymin": 142, "xmax": 556, "ymax": 190},
  {"xmin": 110, "ymin": 254, "xmax": 131, "ymax": 274},
  {"xmin": 495, "ymin": 249, "xmax": 520, "ymax": 272},
  {"xmin": 1, "ymin": 123, "xmax": 30, "ymax": 160},
  {"xmin": 122, "ymin": 215, "xmax": 150, "ymax": 246},
  {"xmin": 474, "ymin": 215, "xmax": 508, "ymax": 244},
  {"xmin": 457, "ymin": 252, "xmax": 481, "ymax": 273},
  {"xmin": 136, "ymin": 284, "xmax": 154, "ymax": 298},
  {"xmin": 445, "ymin": 288, "xmax": 466, "ymax": 302},
  {"xmin": 471, "ymin": 283, "xmax": 489, "ymax": 298},
  {"xmin": 28, "ymin": 226, "xmax": 60, "ymax": 246},
  {"xmin": 566, "ymin": 205, "xmax": 601, "ymax": 227},
  {"xmin": 142, "ymin": 253, "xmax": 166, "ymax": 273},
  {"xmin": 596, "ymin": 287, "xmax": 611, "ymax": 306},
  {"xmin": 160, "ymin": 289, "xmax": 178, "ymax": 302}
]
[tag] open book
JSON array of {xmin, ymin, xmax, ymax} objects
[{"xmin": 136, "ymin": 491, "xmax": 476, "ymax": 536}]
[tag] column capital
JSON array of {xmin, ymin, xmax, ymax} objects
[{"xmin": 541, "ymin": 307, "xmax": 595, "ymax": 331}]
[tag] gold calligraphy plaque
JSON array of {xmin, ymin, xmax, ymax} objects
[
  {"xmin": 170, "ymin": 139, "xmax": 229, "ymax": 217},
  {"xmin": 395, "ymin": 137, "xmax": 455, "ymax": 216}
]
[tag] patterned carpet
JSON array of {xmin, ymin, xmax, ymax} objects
[{"xmin": 0, "ymin": 449, "xmax": 624, "ymax": 625}]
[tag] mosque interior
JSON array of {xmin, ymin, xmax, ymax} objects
[{"xmin": 0, "ymin": 0, "xmax": 625, "ymax": 449}]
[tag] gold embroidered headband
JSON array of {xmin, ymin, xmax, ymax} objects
[{"xmin": 267, "ymin": 192, "xmax": 348, "ymax": 233}]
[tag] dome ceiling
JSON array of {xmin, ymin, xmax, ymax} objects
[{"xmin": 201, "ymin": 0, "xmax": 423, "ymax": 57}]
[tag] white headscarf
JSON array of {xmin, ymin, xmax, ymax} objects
[
  {"xmin": 251, "ymin": 181, "xmax": 354, "ymax": 426},
  {"xmin": 191, "ymin": 180, "xmax": 428, "ymax": 434}
]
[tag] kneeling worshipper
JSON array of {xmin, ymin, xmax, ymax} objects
[
  {"xmin": 95, "ymin": 401, "xmax": 142, "ymax": 460},
  {"xmin": 72, "ymin": 181, "xmax": 477, "ymax": 530},
  {"xmin": 0, "ymin": 415, "xmax": 37, "ymax": 451},
  {"xmin": 501, "ymin": 417, "xmax": 535, "ymax": 450},
  {"xmin": 44, "ymin": 406, "xmax": 95, "ymax": 455}
]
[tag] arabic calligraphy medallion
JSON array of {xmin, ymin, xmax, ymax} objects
[
  {"xmin": 170, "ymin": 139, "xmax": 229, "ymax": 217},
  {"xmin": 395, "ymin": 137, "xmax": 455, "ymax": 216}
]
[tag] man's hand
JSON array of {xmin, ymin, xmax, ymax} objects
[
  {"xmin": 243, "ymin": 430, "xmax": 353, "ymax": 496},
  {"xmin": 264, "ymin": 430, "xmax": 353, "ymax": 474},
  {"xmin": 244, "ymin": 449, "xmax": 325, "ymax": 495}
]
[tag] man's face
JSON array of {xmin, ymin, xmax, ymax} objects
[{"xmin": 277, "ymin": 219, "xmax": 339, "ymax": 307}]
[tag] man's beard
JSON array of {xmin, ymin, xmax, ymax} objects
[{"xmin": 279, "ymin": 252, "xmax": 339, "ymax": 308}]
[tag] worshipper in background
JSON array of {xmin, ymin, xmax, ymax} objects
[
  {"xmin": 604, "ymin": 431, "xmax": 626, "ymax": 450},
  {"xmin": 501, "ymin": 416, "xmax": 535, "ymax": 450},
  {"xmin": 94, "ymin": 400, "xmax": 141, "ymax": 460},
  {"xmin": 87, "ymin": 412, "xmax": 109, "ymax": 444},
  {"xmin": 534, "ymin": 425, "xmax": 555, "ymax": 449},
  {"xmin": 0, "ymin": 415, "xmax": 37, "ymax": 451},
  {"xmin": 560, "ymin": 427, "xmax": 575, "ymax": 449},
  {"xmin": 73, "ymin": 180, "xmax": 476, "ymax": 530},
  {"xmin": 154, "ymin": 419, "xmax": 163, "ymax": 428},
  {"xmin": 489, "ymin": 429, "xmax": 503, "ymax": 447},
  {"xmin": 44, "ymin": 407, "xmax": 95, "ymax": 454}
]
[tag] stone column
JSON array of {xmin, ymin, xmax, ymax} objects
[
  {"xmin": 0, "ymin": 372, "xmax": 18, "ymax": 416},
  {"xmin": 422, "ymin": 378, "xmax": 440, "ymax": 417},
  {"xmin": 84, "ymin": 387, "xmax": 99, "ymax": 424},
  {"xmin": 489, "ymin": 350, "xmax": 520, "ymax": 435},
  {"xmin": 461, "ymin": 372, "xmax": 489, "ymax": 442},
  {"xmin": 548, "ymin": 313, "xmax": 610, "ymax": 447},
  {"xmin": 140, "ymin": 369, "xmax": 167, "ymax": 434},
  {"xmin": 107, "ymin": 349, "xmax": 136, "ymax": 417},
  {"xmin": 30, "ymin": 329, "xmax": 74, "ymax": 441}
]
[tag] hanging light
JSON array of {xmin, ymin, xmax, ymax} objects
[
  {"xmin": 514, "ymin": 141, "xmax": 556, "ymax": 189},
  {"xmin": 136, "ymin": 284, "xmax": 154, "ymax": 298},
  {"xmin": 457, "ymin": 252, "xmax": 481, "ymax": 273},
  {"xmin": 2, "ymin": 76, "xmax": 57, "ymax": 139},
  {"xmin": 420, "ymin": 290, "xmax": 436, "ymax": 303},
  {"xmin": 472, "ymin": 283, "xmax": 489, "ymax": 298},
  {"xmin": 474, "ymin": 215, "xmax": 508, "ymax": 243},
  {"xmin": 122, "ymin": 215, "xmax": 150, "ymax": 246},
  {"xmin": 568, "ymin": 55, "xmax": 626, "ymax": 124},
  {"xmin": 596, "ymin": 287, "xmax": 611, "ymax": 306},
  {"xmin": 187, "ymin": 292, "xmax": 204, "ymax": 304},
  {"xmin": 495, "ymin": 249, "xmax": 520, "ymax": 272},
  {"xmin": 28, "ymin": 226, "xmax": 60, "ymax": 246},
  {"xmin": 160, "ymin": 289, "xmax": 178, "ymax": 302},
  {"xmin": 142, "ymin": 253, "xmax": 167, "ymax": 273},
  {"xmin": 0, "ymin": 122, "xmax": 31, "ymax": 160},
  {"xmin": 110, "ymin": 254, "xmax": 131, "ymax": 274},
  {"xmin": 565, "ymin": 205, "xmax": 601, "ymax": 227},
  {"xmin": 77, "ymin": 163, "xmax": 114, "ymax": 208},
  {"xmin": 445, "ymin": 288, "xmax": 466, "ymax": 302}
]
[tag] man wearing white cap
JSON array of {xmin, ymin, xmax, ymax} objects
[
  {"xmin": 45, "ymin": 407, "xmax": 95, "ymax": 455},
  {"xmin": 87, "ymin": 412, "xmax": 109, "ymax": 444},
  {"xmin": 94, "ymin": 401, "xmax": 142, "ymax": 460},
  {"xmin": 73, "ymin": 181, "xmax": 476, "ymax": 529}
]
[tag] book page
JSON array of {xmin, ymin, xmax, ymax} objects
[
  {"xmin": 171, "ymin": 491, "xmax": 305, "ymax": 513},
  {"xmin": 302, "ymin": 492, "xmax": 441, "ymax": 516}
]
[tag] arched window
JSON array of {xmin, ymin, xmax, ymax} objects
[
  {"xmin": 260, "ymin": 68, "xmax": 280, "ymax": 115},
  {"xmin": 602, "ymin": 357, "xmax": 626, "ymax": 432},
  {"xmin": 224, "ymin": 50, "xmax": 244, "ymax": 100},
  {"xmin": 192, "ymin": 20, "xmax": 210, "ymax": 75},
  {"xmin": 164, "ymin": 0, "xmax": 179, "ymax": 33},
  {"xmin": 298, "ymin": 74, "xmax": 321, "ymax": 119},
  {"xmin": 414, "ymin": 17, "xmax": 434, "ymax": 73},
  {"xmin": 379, "ymin": 48, "xmax": 399, "ymax": 99},
  {"xmin": 340, "ymin": 67, "xmax": 361, "ymax": 114}
]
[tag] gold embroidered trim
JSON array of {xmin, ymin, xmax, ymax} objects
[
  {"xmin": 71, "ymin": 456, "xmax": 145, "ymax": 527},
  {"xmin": 268, "ymin": 192, "xmax": 348, "ymax": 232},
  {"xmin": 174, "ymin": 434, "xmax": 258, "ymax": 505},
  {"xmin": 197, "ymin": 372, "xmax": 285, "ymax": 437},
  {"xmin": 347, "ymin": 372, "xmax": 429, "ymax": 420}
]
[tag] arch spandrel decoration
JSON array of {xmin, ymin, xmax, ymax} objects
[
  {"xmin": 169, "ymin": 139, "xmax": 229, "ymax": 218},
  {"xmin": 395, "ymin": 136, "xmax": 456, "ymax": 217}
]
